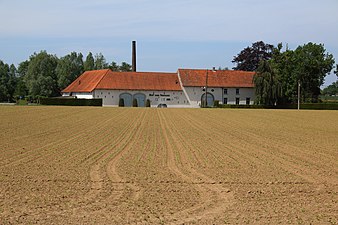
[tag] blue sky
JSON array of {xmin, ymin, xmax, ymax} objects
[{"xmin": 0, "ymin": 0, "xmax": 337, "ymax": 86}]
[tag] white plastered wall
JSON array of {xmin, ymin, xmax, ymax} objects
[
  {"xmin": 222, "ymin": 88, "xmax": 255, "ymax": 105},
  {"xmin": 183, "ymin": 87, "xmax": 255, "ymax": 106},
  {"xmin": 93, "ymin": 89, "xmax": 190, "ymax": 107}
]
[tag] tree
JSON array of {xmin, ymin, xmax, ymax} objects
[
  {"xmin": 218, "ymin": 66, "xmax": 229, "ymax": 70},
  {"xmin": 15, "ymin": 60, "xmax": 30, "ymax": 99},
  {"xmin": 25, "ymin": 51, "xmax": 59, "ymax": 97},
  {"xmin": 0, "ymin": 61, "xmax": 10, "ymax": 101},
  {"xmin": 8, "ymin": 64, "xmax": 17, "ymax": 100},
  {"xmin": 322, "ymin": 81, "xmax": 338, "ymax": 96},
  {"xmin": 109, "ymin": 61, "xmax": 119, "ymax": 71},
  {"xmin": 0, "ymin": 61, "xmax": 9, "ymax": 101},
  {"xmin": 0, "ymin": 61, "xmax": 17, "ymax": 102},
  {"xmin": 269, "ymin": 42, "xmax": 335, "ymax": 103},
  {"xmin": 56, "ymin": 52, "xmax": 84, "ymax": 90},
  {"xmin": 17, "ymin": 60, "xmax": 30, "ymax": 77},
  {"xmin": 232, "ymin": 41, "xmax": 274, "ymax": 71},
  {"xmin": 292, "ymin": 43, "xmax": 334, "ymax": 102},
  {"xmin": 94, "ymin": 53, "xmax": 108, "ymax": 69},
  {"xmin": 119, "ymin": 62, "xmax": 132, "ymax": 72},
  {"xmin": 254, "ymin": 60, "xmax": 282, "ymax": 106},
  {"xmin": 14, "ymin": 76, "xmax": 28, "ymax": 98},
  {"xmin": 109, "ymin": 61, "xmax": 132, "ymax": 72},
  {"xmin": 269, "ymin": 43, "xmax": 298, "ymax": 103},
  {"xmin": 84, "ymin": 52, "xmax": 95, "ymax": 71}
]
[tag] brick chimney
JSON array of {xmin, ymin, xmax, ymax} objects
[{"xmin": 132, "ymin": 41, "xmax": 136, "ymax": 72}]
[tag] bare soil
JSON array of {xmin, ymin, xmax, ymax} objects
[{"xmin": 0, "ymin": 106, "xmax": 337, "ymax": 224}]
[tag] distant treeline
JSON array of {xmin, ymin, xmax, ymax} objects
[{"xmin": 0, "ymin": 51, "xmax": 132, "ymax": 102}]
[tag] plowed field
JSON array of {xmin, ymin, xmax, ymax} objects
[{"xmin": 0, "ymin": 106, "xmax": 337, "ymax": 224}]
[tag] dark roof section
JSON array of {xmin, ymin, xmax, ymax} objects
[{"xmin": 178, "ymin": 69, "xmax": 255, "ymax": 88}]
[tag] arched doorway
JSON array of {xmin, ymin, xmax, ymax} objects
[
  {"xmin": 201, "ymin": 92, "xmax": 215, "ymax": 107},
  {"xmin": 133, "ymin": 93, "xmax": 146, "ymax": 107},
  {"xmin": 119, "ymin": 93, "xmax": 132, "ymax": 107}
]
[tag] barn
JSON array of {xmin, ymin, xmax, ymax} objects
[{"xmin": 61, "ymin": 68, "xmax": 255, "ymax": 107}]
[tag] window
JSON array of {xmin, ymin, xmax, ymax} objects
[
  {"xmin": 236, "ymin": 98, "xmax": 240, "ymax": 105},
  {"xmin": 108, "ymin": 92, "xmax": 110, "ymax": 95},
  {"xmin": 236, "ymin": 89, "xmax": 240, "ymax": 95},
  {"xmin": 246, "ymin": 98, "xmax": 250, "ymax": 105},
  {"xmin": 223, "ymin": 98, "xmax": 228, "ymax": 104},
  {"xmin": 224, "ymin": 89, "xmax": 228, "ymax": 95}
]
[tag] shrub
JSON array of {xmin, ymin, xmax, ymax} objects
[
  {"xmin": 16, "ymin": 99, "xmax": 28, "ymax": 105},
  {"xmin": 213, "ymin": 100, "xmax": 220, "ymax": 107}
]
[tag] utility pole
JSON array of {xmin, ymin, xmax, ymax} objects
[{"xmin": 204, "ymin": 69, "xmax": 208, "ymax": 108}]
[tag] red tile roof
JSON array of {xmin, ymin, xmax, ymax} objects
[
  {"xmin": 96, "ymin": 71, "xmax": 181, "ymax": 91},
  {"xmin": 62, "ymin": 70, "xmax": 182, "ymax": 93},
  {"xmin": 62, "ymin": 69, "xmax": 109, "ymax": 93},
  {"xmin": 178, "ymin": 69, "xmax": 255, "ymax": 88}
]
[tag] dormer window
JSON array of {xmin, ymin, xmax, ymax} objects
[{"xmin": 78, "ymin": 80, "xmax": 81, "ymax": 85}]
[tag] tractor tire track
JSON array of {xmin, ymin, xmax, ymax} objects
[
  {"xmin": 74, "ymin": 109, "xmax": 147, "ymax": 216},
  {"xmin": 157, "ymin": 110, "xmax": 234, "ymax": 224}
]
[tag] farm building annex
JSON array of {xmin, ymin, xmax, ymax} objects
[{"xmin": 62, "ymin": 41, "xmax": 255, "ymax": 108}]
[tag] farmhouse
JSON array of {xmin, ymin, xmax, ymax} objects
[{"xmin": 62, "ymin": 68, "xmax": 255, "ymax": 107}]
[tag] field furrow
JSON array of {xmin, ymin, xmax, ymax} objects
[{"xmin": 0, "ymin": 106, "xmax": 337, "ymax": 224}]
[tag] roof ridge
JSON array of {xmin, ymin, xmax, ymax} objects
[
  {"xmin": 94, "ymin": 69, "xmax": 112, "ymax": 91},
  {"xmin": 108, "ymin": 71, "xmax": 177, "ymax": 75}
]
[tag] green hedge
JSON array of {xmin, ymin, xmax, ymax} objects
[
  {"xmin": 277, "ymin": 103, "xmax": 338, "ymax": 110},
  {"xmin": 40, "ymin": 98, "xmax": 102, "ymax": 106},
  {"xmin": 218, "ymin": 103, "xmax": 338, "ymax": 110},
  {"xmin": 218, "ymin": 104, "xmax": 265, "ymax": 109}
]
